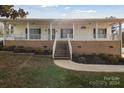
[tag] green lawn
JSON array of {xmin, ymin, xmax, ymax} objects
[{"xmin": 0, "ymin": 52, "xmax": 124, "ymax": 88}]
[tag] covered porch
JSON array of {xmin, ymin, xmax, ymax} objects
[{"xmin": 0, "ymin": 19, "xmax": 123, "ymax": 41}]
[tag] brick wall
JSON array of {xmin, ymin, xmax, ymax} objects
[
  {"xmin": 5, "ymin": 40, "xmax": 121, "ymax": 56},
  {"xmin": 71, "ymin": 41, "xmax": 121, "ymax": 56},
  {"xmin": 4, "ymin": 40, "xmax": 54, "ymax": 50}
]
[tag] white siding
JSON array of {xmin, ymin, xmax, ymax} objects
[{"xmin": 13, "ymin": 21, "xmax": 112, "ymax": 41}]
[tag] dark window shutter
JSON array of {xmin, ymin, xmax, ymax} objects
[
  {"xmin": 93, "ymin": 28, "xmax": 96, "ymax": 38},
  {"xmin": 25, "ymin": 28, "xmax": 28, "ymax": 39}
]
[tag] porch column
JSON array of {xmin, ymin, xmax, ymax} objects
[
  {"xmin": 95, "ymin": 22, "xmax": 98, "ymax": 40},
  {"xmin": 73, "ymin": 23, "xmax": 75, "ymax": 40},
  {"xmin": 27, "ymin": 22, "xmax": 30, "ymax": 40},
  {"xmin": 119, "ymin": 22, "xmax": 122, "ymax": 52},
  {"xmin": 50, "ymin": 23, "xmax": 52, "ymax": 40},
  {"xmin": 119, "ymin": 22, "xmax": 122, "ymax": 40}
]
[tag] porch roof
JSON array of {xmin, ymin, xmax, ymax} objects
[{"xmin": 0, "ymin": 18, "xmax": 124, "ymax": 23}]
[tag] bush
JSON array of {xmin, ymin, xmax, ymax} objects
[
  {"xmin": 7, "ymin": 46, "xmax": 16, "ymax": 51},
  {"xmin": 13, "ymin": 46, "xmax": 25, "ymax": 53},
  {"xmin": 72, "ymin": 54, "xmax": 80, "ymax": 62},
  {"xmin": 0, "ymin": 46, "xmax": 16, "ymax": 51},
  {"xmin": 78, "ymin": 56, "xmax": 86, "ymax": 63},
  {"xmin": 0, "ymin": 45, "xmax": 3, "ymax": 51},
  {"xmin": 23, "ymin": 47, "xmax": 34, "ymax": 53},
  {"xmin": 119, "ymin": 57, "xmax": 124, "ymax": 62},
  {"xmin": 98, "ymin": 53, "xmax": 109, "ymax": 61},
  {"xmin": 108, "ymin": 55, "xmax": 119, "ymax": 64},
  {"xmin": 42, "ymin": 50, "xmax": 52, "ymax": 55},
  {"xmin": 98, "ymin": 54, "xmax": 120, "ymax": 64},
  {"xmin": 0, "ymin": 45, "xmax": 52, "ymax": 55},
  {"xmin": 13, "ymin": 46, "xmax": 34, "ymax": 53},
  {"xmin": 13, "ymin": 46, "xmax": 32, "ymax": 54},
  {"xmin": 34, "ymin": 49, "xmax": 43, "ymax": 55}
]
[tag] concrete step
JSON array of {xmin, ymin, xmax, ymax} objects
[
  {"xmin": 54, "ymin": 54, "xmax": 70, "ymax": 57},
  {"xmin": 54, "ymin": 41, "xmax": 70, "ymax": 59},
  {"xmin": 56, "ymin": 46, "xmax": 68, "ymax": 48},
  {"xmin": 55, "ymin": 50, "xmax": 69, "ymax": 52},
  {"xmin": 54, "ymin": 56, "xmax": 70, "ymax": 60}
]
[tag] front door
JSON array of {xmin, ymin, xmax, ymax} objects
[
  {"xmin": 48, "ymin": 29, "xmax": 55, "ymax": 40},
  {"xmin": 61, "ymin": 28, "xmax": 73, "ymax": 39}
]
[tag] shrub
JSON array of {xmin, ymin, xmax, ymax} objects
[
  {"xmin": 98, "ymin": 54, "xmax": 120, "ymax": 64},
  {"xmin": 13, "ymin": 46, "xmax": 25, "ymax": 53},
  {"xmin": 72, "ymin": 54, "xmax": 80, "ymax": 62},
  {"xmin": 0, "ymin": 45, "xmax": 3, "ymax": 51},
  {"xmin": 119, "ymin": 57, "xmax": 124, "ymax": 62},
  {"xmin": 91, "ymin": 53, "xmax": 97, "ymax": 56},
  {"xmin": 78, "ymin": 56, "xmax": 86, "ymax": 63},
  {"xmin": 0, "ymin": 46, "xmax": 16, "ymax": 51},
  {"xmin": 98, "ymin": 53, "xmax": 109, "ymax": 61},
  {"xmin": 80, "ymin": 53, "xmax": 86, "ymax": 57},
  {"xmin": 7, "ymin": 46, "xmax": 16, "ymax": 51},
  {"xmin": 13, "ymin": 46, "xmax": 35, "ymax": 53},
  {"xmin": 108, "ymin": 55, "xmax": 119, "ymax": 64},
  {"xmin": 42, "ymin": 50, "xmax": 52, "ymax": 55},
  {"xmin": 16, "ymin": 46, "xmax": 24, "ymax": 48},
  {"xmin": 33, "ymin": 49, "xmax": 43, "ymax": 55},
  {"xmin": 23, "ymin": 47, "xmax": 34, "ymax": 53},
  {"xmin": 0, "ymin": 45, "xmax": 52, "ymax": 55}
]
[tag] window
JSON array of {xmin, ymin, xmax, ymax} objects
[
  {"xmin": 93, "ymin": 28, "xmax": 107, "ymax": 38},
  {"xmin": 98, "ymin": 28, "xmax": 107, "ymax": 38},
  {"xmin": 48, "ymin": 29, "xmax": 56, "ymax": 40},
  {"xmin": 25, "ymin": 28, "xmax": 41, "ymax": 39},
  {"xmin": 11, "ymin": 26, "xmax": 14, "ymax": 34},
  {"xmin": 61, "ymin": 28, "xmax": 73, "ymax": 38}
]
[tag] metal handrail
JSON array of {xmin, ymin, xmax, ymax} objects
[
  {"xmin": 67, "ymin": 34, "xmax": 72, "ymax": 60},
  {"xmin": 52, "ymin": 33, "xmax": 57, "ymax": 59},
  {"xmin": 3, "ymin": 33, "xmax": 119, "ymax": 41}
]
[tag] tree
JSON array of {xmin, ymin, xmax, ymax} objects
[
  {"xmin": 0, "ymin": 5, "xmax": 28, "ymax": 19},
  {"xmin": 105, "ymin": 16, "xmax": 116, "ymax": 19}
]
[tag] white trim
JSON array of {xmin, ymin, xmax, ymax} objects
[
  {"xmin": 119, "ymin": 22, "xmax": 122, "ymax": 55},
  {"xmin": 52, "ymin": 32, "xmax": 57, "ymax": 59},
  {"xmin": 73, "ymin": 23, "xmax": 75, "ymax": 40},
  {"xmin": 50, "ymin": 22, "xmax": 52, "ymax": 40},
  {"xmin": 119, "ymin": 22, "xmax": 122, "ymax": 40},
  {"xmin": 95, "ymin": 22, "xmax": 98, "ymax": 39},
  {"xmin": 68, "ymin": 35, "xmax": 72, "ymax": 60}
]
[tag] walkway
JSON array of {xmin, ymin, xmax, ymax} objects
[{"xmin": 54, "ymin": 60, "xmax": 124, "ymax": 72}]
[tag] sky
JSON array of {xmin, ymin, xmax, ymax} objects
[{"xmin": 14, "ymin": 5, "xmax": 124, "ymax": 19}]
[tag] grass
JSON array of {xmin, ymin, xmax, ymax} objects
[{"xmin": 0, "ymin": 52, "xmax": 124, "ymax": 88}]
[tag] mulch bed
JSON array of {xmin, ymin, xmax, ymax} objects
[{"xmin": 74, "ymin": 55, "xmax": 124, "ymax": 65}]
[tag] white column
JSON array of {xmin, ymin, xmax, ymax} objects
[
  {"xmin": 73, "ymin": 23, "xmax": 75, "ymax": 40},
  {"xmin": 50, "ymin": 23, "xmax": 52, "ymax": 40},
  {"xmin": 95, "ymin": 22, "xmax": 98, "ymax": 40},
  {"xmin": 119, "ymin": 22, "xmax": 122, "ymax": 40},
  {"xmin": 119, "ymin": 22, "xmax": 122, "ymax": 54},
  {"xmin": 27, "ymin": 22, "xmax": 30, "ymax": 40}
]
